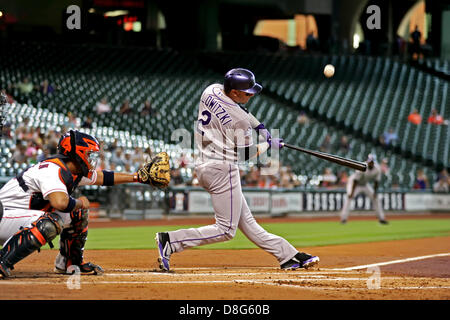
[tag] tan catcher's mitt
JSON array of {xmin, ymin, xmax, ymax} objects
[{"xmin": 137, "ymin": 151, "xmax": 171, "ymax": 188}]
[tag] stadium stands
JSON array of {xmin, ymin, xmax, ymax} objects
[
  {"xmin": 201, "ymin": 51, "xmax": 449, "ymax": 171},
  {"xmin": 1, "ymin": 41, "xmax": 448, "ymax": 190}
]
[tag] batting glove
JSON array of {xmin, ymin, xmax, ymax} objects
[
  {"xmin": 268, "ymin": 137, "xmax": 284, "ymax": 149},
  {"xmin": 255, "ymin": 123, "xmax": 272, "ymax": 143}
]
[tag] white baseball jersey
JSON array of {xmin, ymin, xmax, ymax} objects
[
  {"xmin": 195, "ymin": 84, "xmax": 253, "ymax": 165},
  {"xmin": 350, "ymin": 163, "xmax": 381, "ymax": 186},
  {"xmin": 0, "ymin": 157, "xmax": 97, "ymax": 244},
  {"xmin": 0, "ymin": 160, "xmax": 96, "ymax": 210}
]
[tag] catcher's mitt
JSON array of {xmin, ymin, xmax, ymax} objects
[{"xmin": 137, "ymin": 151, "xmax": 171, "ymax": 188}]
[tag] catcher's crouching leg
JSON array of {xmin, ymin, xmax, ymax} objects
[
  {"xmin": 0, "ymin": 212, "xmax": 63, "ymax": 278},
  {"xmin": 54, "ymin": 209, "xmax": 103, "ymax": 275}
]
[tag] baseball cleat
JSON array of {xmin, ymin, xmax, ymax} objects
[
  {"xmin": 78, "ymin": 262, "xmax": 104, "ymax": 275},
  {"xmin": 281, "ymin": 252, "xmax": 320, "ymax": 270},
  {"xmin": 54, "ymin": 266, "xmax": 67, "ymax": 274},
  {"xmin": 379, "ymin": 220, "xmax": 389, "ymax": 225},
  {"xmin": 302, "ymin": 256, "xmax": 320, "ymax": 269},
  {"xmin": 155, "ymin": 232, "xmax": 172, "ymax": 272},
  {"xmin": 54, "ymin": 262, "xmax": 104, "ymax": 275}
]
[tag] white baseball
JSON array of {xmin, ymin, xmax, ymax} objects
[{"xmin": 324, "ymin": 64, "xmax": 335, "ymax": 78}]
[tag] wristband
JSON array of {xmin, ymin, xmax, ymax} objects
[
  {"xmin": 62, "ymin": 196, "xmax": 77, "ymax": 213},
  {"xmin": 254, "ymin": 123, "xmax": 265, "ymax": 130},
  {"xmin": 102, "ymin": 170, "xmax": 115, "ymax": 186}
]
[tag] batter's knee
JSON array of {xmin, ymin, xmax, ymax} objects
[{"xmin": 222, "ymin": 229, "xmax": 236, "ymax": 241}]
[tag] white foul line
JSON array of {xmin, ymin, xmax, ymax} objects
[{"xmin": 335, "ymin": 253, "xmax": 450, "ymax": 271}]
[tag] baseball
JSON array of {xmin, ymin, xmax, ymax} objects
[{"xmin": 324, "ymin": 64, "xmax": 335, "ymax": 78}]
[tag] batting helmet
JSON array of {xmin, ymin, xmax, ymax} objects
[
  {"xmin": 58, "ymin": 130, "xmax": 100, "ymax": 177},
  {"xmin": 224, "ymin": 68, "xmax": 262, "ymax": 94}
]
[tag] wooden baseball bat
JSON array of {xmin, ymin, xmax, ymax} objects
[{"xmin": 282, "ymin": 143, "xmax": 367, "ymax": 172}]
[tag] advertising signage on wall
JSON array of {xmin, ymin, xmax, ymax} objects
[{"xmin": 169, "ymin": 189, "xmax": 407, "ymax": 215}]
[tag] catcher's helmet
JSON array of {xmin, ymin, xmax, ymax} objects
[
  {"xmin": 224, "ymin": 68, "xmax": 262, "ymax": 94},
  {"xmin": 58, "ymin": 130, "xmax": 100, "ymax": 176}
]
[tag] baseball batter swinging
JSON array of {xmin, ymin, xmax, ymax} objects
[
  {"xmin": 340, "ymin": 154, "xmax": 388, "ymax": 224},
  {"xmin": 156, "ymin": 68, "xmax": 319, "ymax": 271}
]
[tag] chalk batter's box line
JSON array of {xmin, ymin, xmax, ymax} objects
[
  {"xmin": 2, "ymin": 253, "xmax": 448, "ymax": 286},
  {"xmin": 2, "ymin": 272, "xmax": 444, "ymax": 284},
  {"xmin": 1, "ymin": 279, "xmax": 449, "ymax": 292},
  {"xmin": 0, "ymin": 276, "xmax": 436, "ymax": 283},
  {"xmin": 109, "ymin": 267, "xmax": 362, "ymax": 274},
  {"xmin": 111, "ymin": 253, "xmax": 450, "ymax": 273}
]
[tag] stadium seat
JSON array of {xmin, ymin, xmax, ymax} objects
[{"xmin": 1, "ymin": 42, "xmax": 448, "ymax": 189}]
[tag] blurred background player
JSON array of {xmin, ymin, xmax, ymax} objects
[
  {"xmin": 340, "ymin": 154, "xmax": 388, "ymax": 225},
  {"xmin": 155, "ymin": 68, "xmax": 319, "ymax": 272}
]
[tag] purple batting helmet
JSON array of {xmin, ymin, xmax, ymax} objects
[{"xmin": 224, "ymin": 68, "xmax": 262, "ymax": 94}]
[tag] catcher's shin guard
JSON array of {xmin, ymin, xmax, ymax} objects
[
  {"xmin": 54, "ymin": 209, "xmax": 103, "ymax": 275},
  {"xmin": 0, "ymin": 212, "xmax": 63, "ymax": 277}
]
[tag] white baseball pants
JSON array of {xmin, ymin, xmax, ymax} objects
[
  {"xmin": 340, "ymin": 184, "xmax": 386, "ymax": 221},
  {"xmin": 0, "ymin": 208, "xmax": 72, "ymax": 246},
  {"xmin": 167, "ymin": 162, "xmax": 298, "ymax": 265}
]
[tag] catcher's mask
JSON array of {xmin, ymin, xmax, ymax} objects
[{"xmin": 58, "ymin": 130, "xmax": 100, "ymax": 176}]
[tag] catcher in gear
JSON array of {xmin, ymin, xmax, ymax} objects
[{"xmin": 0, "ymin": 129, "xmax": 170, "ymax": 278}]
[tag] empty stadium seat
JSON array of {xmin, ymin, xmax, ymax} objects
[{"xmin": 1, "ymin": 42, "xmax": 448, "ymax": 190}]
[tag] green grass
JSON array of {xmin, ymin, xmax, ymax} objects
[{"xmin": 76, "ymin": 218, "xmax": 450, "ymax": 250}]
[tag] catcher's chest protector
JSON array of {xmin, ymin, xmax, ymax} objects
[
  {"xmin": 42, "ymin": 156, "xmax": 83, "ymax": 194},
  {"xmin": 16, "ymin": 156, "xmax": 83, "ymax": 211}
]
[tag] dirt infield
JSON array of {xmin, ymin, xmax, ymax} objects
[
  {"xmin": 0, "ymin": 215, "xmax": 449, "ymax": 300},
  {"xmin": 0, "ymin": 235, "xmax": 449, "ymax": 300}
]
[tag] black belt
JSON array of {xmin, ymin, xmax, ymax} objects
[{"xmin": 0, "ymin": 200, "xmax": 3, "ymax": 223}]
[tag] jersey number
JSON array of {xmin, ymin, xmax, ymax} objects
[{"xmin": 196, "ymin": 110, "xmax": 212, "ymax": 136}]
